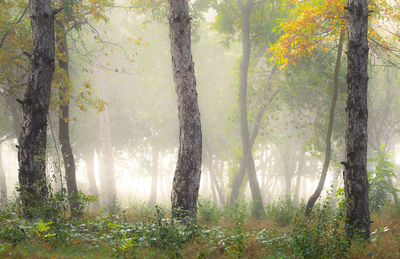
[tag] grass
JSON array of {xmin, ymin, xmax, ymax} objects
[{"xmin": 1, "ymin": 198, "xmax": 400, "ymax": 258}]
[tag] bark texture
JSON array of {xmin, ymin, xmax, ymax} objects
[
  {"xmin": 305, "ymin": 32, "xmax": 344, "ymax": 216},
  {"xmin": 344, "ymin": 0, "xmax": 370, "ymax": 239},
  {"xmin": 235, "ymin": 0, "xmax": 264, "ymax": 217},
  {"xmin": 56, "ymin": 22, "xmax": 80, "ymax": 215},
  {"xmin": 168, "ymin": 0, "xmax": 202, "ymax": 221},
  {"xmin": 18, "ymin": 0, "xmax": 55, "ymax": 217}
]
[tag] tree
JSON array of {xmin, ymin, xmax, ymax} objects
[
  {"xmin": 343, "ymin": 0, "xmax": 370, "ymax": 239},
  {"xmin": 305, "ymin": 31, "xmax": 345, "ymax": 216},
  {"xmin": 18, "ymin": 0, "xmax": 56, "ymax": 217},
  {"xmin": 168, "ymin": 0, "xmax": 202, "ymax": 221},
  {"xmin": 56, "ymin": 20, "xmax": 80, "ymax": 215}
]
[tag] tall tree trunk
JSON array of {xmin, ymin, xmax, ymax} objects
[
  {"xmin": 18, "ymin": 0, "xmax": 55, "ymax": 217},
  {"xmin": 294, "ymin": 150, "xmax": 305, "ymax": 205},
  {"xmin": 386, "ymin": 176, "xmax": 398, "ymax": 204},
  {"xmin": 343, "ymin": 0, "xmax": 370, "ymax": 239},
  {"xmin": 305, "ymin": 32, "xmax": 344, "ymax": 216},
  {"xmin": 97, "ymin": 72, "xmax": 117, "ymax": 206},
  {"xmin": 229, "ymin": 86, "xmax": 278, "ymax": 204},
  {"xmin": 284, "ymin": 171, "xmax": 292, "ymax": 199},
  {"xmin": 237, "ymin": 0, "xmax": 264, "ymax": 217},
  {"xmin": 84, "ymin": 150, "xmax": 99, "ymax": 209},
  {"xmin": 148, "ymin": 149, "xmax": 159, "ymax": 208},
  {"xmin": 211, "ymin": 160, "xmax": 226, "ymax": 206},
  {"xmin": 168, "ymin": 0, "xmax": 202, "ymax": 221},
  {"xmin": 0, "ymin": 144, "xmax": 7, "ymax": 205},
  {"xmin": 56, "ymin": 22, "xmax": 80, "ymax": 215},
  {"xmin": 331, "ymin": 168, "xmax": 341, "ymax": 208},
  {"xmin": 209, "ymin": 159, "xmax": 217, "ymax": 205}
]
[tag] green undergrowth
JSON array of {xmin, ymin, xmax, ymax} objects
[{"xmin": 1, "ymin": 195, "xmax": 400, "ymax": 258}]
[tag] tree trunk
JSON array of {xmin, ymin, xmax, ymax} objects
[
  {"xmin": 0, "ymin": 144, "xmax": 7, "ymax": 205},
  {"xmin": 56, "ymin": 22, "xmax": 80, "ymax": 215},
  {"xmin": 18, "ymin": 0, "xmax": 55, "ymax": 217},
  {"xmin": 211, "ymin": 160, "xmax": 226, "ymax": 206},
  {"xmin": 209, "ymin": 159, "xmax": 217, "ymax": 205},
  {"xmin": 386, "ymin": 176, "xmax": 398, "ymax": 204},
  {"xmin": 229, "ymin": 91, "xmax": 278, "ymax": 205},
  {"xmin": 237, "ymin": 0, "xmax": 264, "ymax": 218},
  {"xmin": 84, "ymin": 150, "xmax": 99, "ymax": 209},
  {"xmin": 294, "ymin": 150, "xmax": 305, "ymax": 205},
  {"xmin": 168, "ymin": 0, "xmax": 202, "ymax": 221},
  {"xmin": 331, "ymin": 167, "xmax": 341, "ymax": 208},
  {"xmin": 97, "ymin": 72, "xmax": 117, "ymax": 206},
  {"xmin": 148, "ymin": 149, "xmax": 159, "ymax": 208},
  {"xmin": 343, "ymin": 0, "xmax": 370, "ymax": 239},
  {"xmin": 305, "ymin": 32, "xmax": 344, "ymax": 216}
]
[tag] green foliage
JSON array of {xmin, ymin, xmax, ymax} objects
[
  {"xmin": 197, "ymin": 198, "xmax": 221, "ymax": 224},
  {"xmin": 368, "ymin": 143, "xmax": 399, "ymax": 212},
  {"xmin": 1, "ymin": 198, "xmax": 399, "ymax": 257},
  {"xmin": 266, "ymin": 197, "xmax": 298, "ymax": 226},
  {"xmin": 258, "ymin": 200, "xmax": 349, "ymax": 258}
]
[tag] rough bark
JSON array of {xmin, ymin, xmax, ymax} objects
[
  {"xmin": 343, "ymin": 0, "xmax": 370, "ymax": 239},
  {"xmin": 148, "ymin": 149, "xmax": 159, "ymax": 208},
  {"xmin": 168, "ymin": 0, "xmax": 202, "ymax": 221},
  {"xmin": 0, "ymin": 145, "xmax": 7, "ymax": 205},
  {"xmin": 305, "ymin": 32, "xmax": 344, "ymax": 216},
  {"xmin": 18, "ymin": 0, "xmax": 55, "ymax": 217},
  {"xmin": 83, "ymin": 150, "xmax": 99, "ymax": 209},
  {"xmin": 236, "ymin": 0, "xmax": 264, "ymax": 217},
  {"xmin": 97, "ymin": 72, "xmax": 117, "ymax": 206},
  {"xmin": 56, "ymin": 22, "xmax": 80, "ymax": 215}
]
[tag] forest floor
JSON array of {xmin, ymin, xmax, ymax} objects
[{"xmin": 1, "ymin": 198, "xmax": 400, "ymax": 258}]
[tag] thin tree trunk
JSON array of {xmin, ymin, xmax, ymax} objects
[
  {"xmin": 84, "ymin": 150, "xmax": 99, "ymax": 209},
  {"xmin": 229, "ymin": 89, "xmax": 278, "ymax": 204},
  {"xmin": 386, "ymin": 176, "xmax": 398, "ymax": 204},
  {"xmin": 209, "ymin": 158, "xmax": 217, "ymax": 205},
  {"xmin": 148, "ymin": 149, "xmax": 159, "ymax": 208},
  {"xmin": 211, "ymin": 160, "xmax": 226, "ymax": 206},
  {"xmin": 331, "ymin": 168, "xmax": 340, "ymax": 208},
  {"xmin": 18, "ymin": 0, "xmax": 55, "ymax": 218},
  {"xmin": 294, "ymin": 150, "xmax": 305, "ymax": 205},
  {"xmin": 97, "ymin": 72, "xmax": 117, "ymax": 206},
  {"xmin": 237, "ymin": 0, "xmax": 264, "ymax": 217},
  {"xmin": 343, "ymin": 0, "xmax": 370, "ymax": 239},
  {"xmin": 168, "ymin": 0, "xmax": 202, "ymax": 221},
  {"xmin": 56, "ymin": 22, "xmax": 80, "ymax": 215},
  {"xmin": 305, "ymin": 32, "xmax": 344, "ymax": 216},
  {"xmin": 0, "ymin": 144, "xmax": 7, "ymax": 205}
]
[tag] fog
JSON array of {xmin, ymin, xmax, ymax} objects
[{"xmin": 1, "ymin": 0, "xmax": 400, "ymax": 212}]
